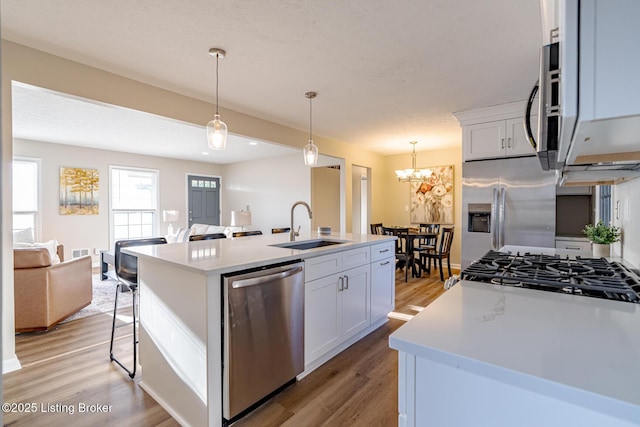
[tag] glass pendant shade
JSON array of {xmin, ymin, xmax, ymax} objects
[
  {"xmin": 207, "ymin": 48, "xmax": 227, "ymax": 151},
  {"xmin": 303, "ymin": 91, "xmax": 318, "ymax": 166},
  {"xmin": 303, "ymin": 139, "xmax": 319, "ymax": 166},
  {"xmin": 207, "ymin": 114, "xmax": 228, "ymax": 150}
]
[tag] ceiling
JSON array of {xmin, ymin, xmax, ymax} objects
[{"xmin": 2, "ymin": 0, "xmax": 543, "ymax": 160}]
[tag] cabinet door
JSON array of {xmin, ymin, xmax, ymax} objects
[
  {"xmin": 463, "ymin": 121, "xmax": 506, "ymax": 161},
  {"xmin": 340, "ymin": 264, "xmax": 370, "ymax": 340},
  {"xmin": 505, "ymin": 117, "xmax": 536, "ymax": 157},
  {"xmin": 305, "ymin": 273, "xmax": 341, "ymax": 365},
  {"xmin": 370, "ymin": 256, "xmax": 395, "ymax": 322}
]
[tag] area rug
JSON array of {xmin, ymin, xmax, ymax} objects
[{"xmin": 61, "ymin": 274, "xmax": 133, "ymax": 324}]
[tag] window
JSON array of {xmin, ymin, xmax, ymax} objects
[
  {"xmin": 110, "ymin": 166, "xmax": 159, "ymax": 245},
  {"xmin": 12, "ymin": 157, "xmax": 40, "ymax": 241}
]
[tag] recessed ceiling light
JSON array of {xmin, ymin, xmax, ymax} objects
[
  {"xmin": 249, "ymin": 141, "xmax": 258, "ymax": 146},
  {"xmin": 202, "ymin": 151, "xmax": 209, "ymax": 155}
]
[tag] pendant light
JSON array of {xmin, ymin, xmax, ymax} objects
[
  {"xmin": 206, "ymin": 48, "xmax": 228, "ymax": 150},
  {"xmin": 395, "ymin": 141, "xmax": 427, "ymax": 182},
  {"xmin": 303, "ymin": 91, "xmax": 319, "ymax": 166}
]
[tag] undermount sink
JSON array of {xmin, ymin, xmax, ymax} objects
[{"xmin": 270, "ymin": 239, "xmax": 349, "ymax": 250}]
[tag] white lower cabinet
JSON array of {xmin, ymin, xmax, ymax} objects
[
  {"xmin": 304, "ymin": 247, "xmax": 371, "ymax": 366},
  {"xmin": 305, "ymin": 273, "xmax": 342, "ymax": 363},
  {"xmin": 305, "ymin": 263, "xmax": 370, "ymax": 365},
  {"xmin": 370, "ymin": 247, "xmax": 395, "ymax": 322},
  {"xmin": 304, "ymin": 243, "xmax": 395, "ymax": 368},
  {"xmin": 555, "ymin": 239, "xmax": 591, "ymax": 252}
]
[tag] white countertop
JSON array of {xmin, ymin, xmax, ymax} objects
[
  {"xmin": 389, "ymin": 281, "xmax": 640, "ymax": 423},
  {"xmin": 125, "ymin": 232, "xmax": 394, "ymax": 275}
]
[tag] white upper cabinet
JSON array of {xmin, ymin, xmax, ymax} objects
[{"xmin": 455, "ymin": 101, "xmax": 537, "ymax": 162}]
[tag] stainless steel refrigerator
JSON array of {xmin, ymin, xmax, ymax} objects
[{"xmin": 462, "ymin": 156, "xmax": 556, "ymax": 270}]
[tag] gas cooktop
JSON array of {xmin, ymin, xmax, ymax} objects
[{"xmin": 462, "ymin": 250, "xmax": 640, "ymax": 303}]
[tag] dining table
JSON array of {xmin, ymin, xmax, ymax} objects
[{"xmin": 384, "ymin": 226, "xmax": 438, "ymax": 278}]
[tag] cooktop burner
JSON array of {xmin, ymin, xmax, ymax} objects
[{"xmin": 462, "ymin": 250, "xmax": 640, "ymax": 303}]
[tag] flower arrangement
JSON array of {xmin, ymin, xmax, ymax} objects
[{"xmin": 582, "ymin": 221, "xmax": 621, "ymax": 244}]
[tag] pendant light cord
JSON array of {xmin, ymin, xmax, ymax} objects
[
  {"xmin": 309, "ymin": 96, "xmax": 313, "ymax": 141},
  {"xmin": 215, "ymin": 53, "xmax": 220, "ymax": 115}
]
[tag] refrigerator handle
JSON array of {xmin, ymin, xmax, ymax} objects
[
  {"xmin": 491, "ymin": 187, "xmax": 498, "ymax": 250},
  {"xmin": 499, "ymin": 188, "xmax": 506, "ymax": 249}
]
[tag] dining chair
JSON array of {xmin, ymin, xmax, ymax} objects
[
  {"xmin": 419, "ymin": 226, "xmax": 455, "ymax": 281},
  {"xmin": 110, "ymin": 237, "xmax": 167, "ymax": 378},
  {"xmin": 271, "ymin": 227, "xmax": 291, "ymax": 234},
  {"xmin": 232, "ymin": 230, "xmax": 263, "ymax": 237},
  {"xmin": 413, "ymin": 223, "xmax": 440, "ymax": 275},
  {"xmin": 370, "ymin": 223, "xmax": 384, "ymax": 235},
  {"xmin": 189, "ymin": 233, "xmax": 226, "ymax": 241},
  {"xmin": 382, "ymin": 226, "xmax": 413, "ymax": 282}
]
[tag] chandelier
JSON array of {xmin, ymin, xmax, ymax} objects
[{"xmin": 395, "ymin": 141, "xmax": 427, "ymax": 182}]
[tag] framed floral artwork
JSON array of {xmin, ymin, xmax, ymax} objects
[
  {"xmin": 59, "ymin": 167, "xmax": 99, "ymax": 215},
  {"xmin": 410, "ymin": 165, "xmax": 454, "ymax": 224}
]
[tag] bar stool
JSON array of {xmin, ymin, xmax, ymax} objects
[{"xmin": 110, "ymin": 237, "xmax": 167, "ymax": 378}]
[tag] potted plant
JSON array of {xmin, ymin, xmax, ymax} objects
[{"xmin": 582, "ymin": 221, "xmax": 621, "ymax": 258}]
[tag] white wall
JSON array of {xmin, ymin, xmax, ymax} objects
[
  {"xmin": 613, "ymin": 179, "xmax": 640, "ymax": 268},
  {"xmin": 14, "ymin": 139, "xmax": 222, "ymax": 264},
  {"xmin": 221, "ymin": 153, "xmax": 311, "ymax": 234}
]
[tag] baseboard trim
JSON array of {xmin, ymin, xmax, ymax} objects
[
  {"xmin": 298, "ymin": 316, "xmax": 388, "ymax": 380},
  {"xmin": 3, "ymin": 354, "xmax": 22, "ymax": 374}
]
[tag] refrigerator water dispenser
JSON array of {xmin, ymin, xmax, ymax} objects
[{"xmin": 468, "ymin": 203, "xmax": 491, "ymax": 233}]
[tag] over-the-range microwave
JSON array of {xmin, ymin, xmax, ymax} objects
[{"xmin": 525, "ymin": 0, "xmax": 640, "ymax": 186}]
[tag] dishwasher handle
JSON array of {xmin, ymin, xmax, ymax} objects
[{"xmin": 231, "ymin": 266, "xmax": 303, "ymax": 289}]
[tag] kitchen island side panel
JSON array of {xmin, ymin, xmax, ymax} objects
[
  {"xmin": 137, "ymin": 257, "xmax": 215, "ymax": 427},
  {"xmin": 405, "ymin": 354, "xmax": 639, "ymax": 427}
]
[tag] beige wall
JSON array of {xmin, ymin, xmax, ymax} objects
[
  {"xmin": 380, "ymin": 146, "xmax": 463, "ymax": 268},
  {"xmin": 311, "ymin": 166, "xmax": 341, "ymax": 231}
]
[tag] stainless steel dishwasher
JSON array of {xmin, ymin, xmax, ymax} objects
[{"xmin": 222, "ymin": 260, "xmax": 305, "ymax": 422}]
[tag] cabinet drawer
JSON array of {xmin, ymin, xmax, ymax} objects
[
  {"xmin": 305, "ymin": 252, "xmax": 342, "ymax": 282},
  {"xmin": 342, "ymin": 247, "xmax": 371, "ymax": 271},
  {"xmin": 555, "ymin": 239, "xmax": 592, "ymax": 252},
  {"xmin": 371, "ymin": 241, "xmax": 395, "ymax": 262}
]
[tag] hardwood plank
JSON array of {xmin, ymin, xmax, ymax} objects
[{"xmin": 4, "ymin": 268, "xmax": 449, "ymax": 426}]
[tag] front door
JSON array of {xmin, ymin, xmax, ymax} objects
[{"xmin": 188, "ymin": 175, "xmax": 220, "ymax": 227}]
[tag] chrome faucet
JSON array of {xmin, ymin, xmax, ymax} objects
[{"xmin": 290, "ymin": 201, "xmax": 313, "ymax": 242}]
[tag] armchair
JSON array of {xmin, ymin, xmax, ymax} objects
[{"xmin": 13, "ymin": 244, "xmax": 92, "ymax": 332}]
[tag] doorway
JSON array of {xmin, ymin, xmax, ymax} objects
[
  {"xmin": 351, "ymin": 165, "xmax": 370, "ymax": 235},
  {"xmin": 187, "ymin": 174, "xmax": 221, "ymax": 226}
]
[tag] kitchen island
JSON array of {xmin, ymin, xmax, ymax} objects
[
  {"xmin": 389, "ymin": 269, "xmax": 640, "ymax": 426},
  {"xmin": 125, "ymin": 232, "xmax": 395, "ymax": 427}
]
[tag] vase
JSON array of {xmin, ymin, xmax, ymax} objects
[{"xmin": 592, "ymin": 243, "xmax": 610, "ymax": 258}]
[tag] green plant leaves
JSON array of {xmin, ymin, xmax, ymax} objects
[{"xmin": 582, "ymin": 221, "xmax": 621, "ymax": 244}]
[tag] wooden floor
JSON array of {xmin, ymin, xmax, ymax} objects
[{"xmin": 3, "ymin": 267, "xmax": 453, "ymax": 427}]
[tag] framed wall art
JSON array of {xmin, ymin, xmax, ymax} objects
[
  {"xmin": 59, "ymin": 167, "xmax": 99, "ymax": 215},
  {"xmin": 410, "ymin": 165, "xmax": 454, "ymax": 224}
]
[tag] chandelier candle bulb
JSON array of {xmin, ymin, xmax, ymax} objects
[{"xmin": 395, "ymin": 141, "xmax": 429, "ymax": 182}]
